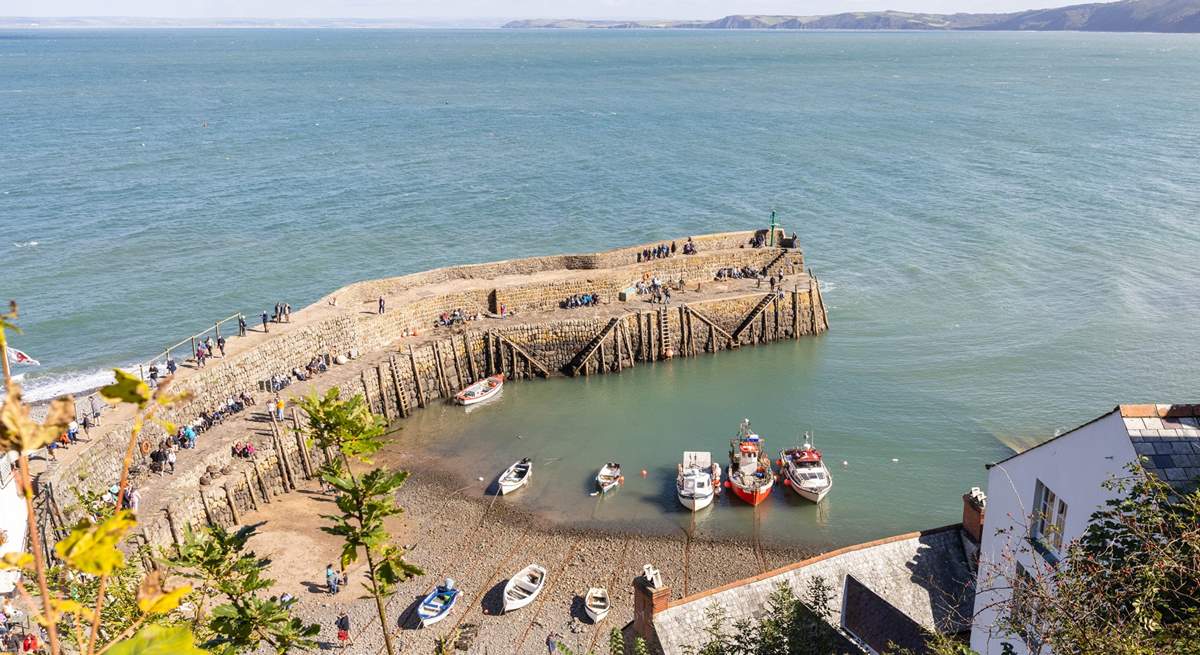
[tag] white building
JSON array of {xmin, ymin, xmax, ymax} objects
[
  {"xmin": 0, "ymin": 452, "xmax": 26, "ymax": 595},
  {"xmin": 969, "ymin": 404, "xmax": 1200, "ymax": 655}
]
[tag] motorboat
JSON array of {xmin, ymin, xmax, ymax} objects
[
  {"xmin": 416, "ymin": 579, "xmax": 460, "ymax": 627},
  {"xmin": 676, "ymin": 451, "xmax": 721, "ymax": 511},
  {"xmin": 779, "ymin": 433, "xmax": 832, "ymax": 503},
  {"xmin": 727, "ymin": 419, "xmax": 774, "ymax": 506},
  {"xmin": 596, "ymin": 462, "xmax": 623, "ymax": 494}
]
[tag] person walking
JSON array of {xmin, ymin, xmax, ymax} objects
[
  {"xmin": 335, "ymin": 611, "xmax": 352, "ymax": 648},
  {"xmin": 378, "ymin": 296, "xmax": 386, "ymax": 315},
  {"xmin": 326, "ymin": 564, "xmax": 340, "ymax": 594},
  {"xmin": 217, "ymin": 336, "xmax": 226, "ymax": 357},
  {"xmin": 166, "ymin": 358, "xmax": 177, "ymax": 375},
  {"xmin": 205, "ymin": 336, "xmax": 215, "ymax": 356},
  {"xmin": 261, "ymin": 311, "xmax": 269, "ymax": 333},
  {"xmin": 275, "ymin": 397, "xmax": 285, "ymax": 421},
  {"xmin": 284, "ymin": 303, "xmax": 292, "ymax": 322},
  {"xmin": 238, "ymin": 314, "xmax": 247, "ymax": 337}
]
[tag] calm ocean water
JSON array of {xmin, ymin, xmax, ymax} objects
[{"xmin": 3, "ymin": 29, "xmax": 1199, "ymax": 544}]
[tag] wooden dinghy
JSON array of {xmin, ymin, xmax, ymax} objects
[
  {"xmin": 455, "ymin": 374, "xmax": 504, "ymax": 405},
  {"xmin": 498, "ymin": 458, "xmax": 532, "ymax": 495},
  {"xmin": 416, "ymin": 579, "xmax": 460, "ymax": 627},
  {"xmin": 595, "ymin": 462, "xmax": 622, "ymax": 494},
  {"xmin": 584, "ymin": 587, "xmax": 610, "ymax": 622},
  {"xmin": 503, "ymin": 564, "xmax": 547, "ymax": 613}
]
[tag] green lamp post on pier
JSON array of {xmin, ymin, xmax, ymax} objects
[{"xmin": 768, "ymin": 209, "xmax": 779, "ymax": 247}]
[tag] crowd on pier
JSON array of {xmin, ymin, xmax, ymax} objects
[
  {"xmin": 636, "ymin": 237, "xmax": 699, "ymax": 263},
  {"xmin": 561, "ymin": 293, "xmax": 602, "ymax": 309}
]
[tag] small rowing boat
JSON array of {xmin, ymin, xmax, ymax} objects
[
  {"xmin": 779, "ymin": 433, "xmax": 832, "ymax": 503},
  {"xmin": 595, "ymin": 462, "xmax": 622, "ymax": 494},
  {"xmin": 455, "ymin": 374, "xmax": 504, "ymax": 406},
  {"xmin": 503, "ymin": 564, "xmax": 547, "ymax": 613},
  {"xmin": 498, "ymin": 458, "xmax": 532, "ymax": 495},
  {"xmin": 677, "ymin": 451, "xmax": 721, "ymax": 511},
  {"xmin": 417, "ymin": 579, "xmax": 460, "ymax": 627},
  {"xmin": 584, "ymin": 587, "xmax": 610, "ymax": 622}
]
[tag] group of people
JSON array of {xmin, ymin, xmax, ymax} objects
[
  {"xmin": 435, "ymin": 308, "xmax": 478, "ymax": 327},
  {"xmin": 272, "ymin": 302, "xmax": 293, "ymax": 323},
  {"xmin": 715, "ymin": 265, "xmax": 766, "ymax": 280},
  {"xmin": 0, "ymin": 597, "xmax": 39, "ymax": 655},
  {"xmin": 44, "ymin": 418, "xmax": 89, "ymax": 460},
  {"xmin": 561, "ymin": 292, "xmax": 601, "ymax": 309},
  {"xmin": 297, "ymin": 355, "xmax": 330, "ymax": 380},
  {"xmin": 230, "ymin": 441, "xmax": 257, "ymax": 458},
  {"xmin": 637, "ymin": 241, "xmax": 676, "ymax": 262},
  {"xmin": 635, "ymin": 275, "xmax": 683, "ymax": 304}
]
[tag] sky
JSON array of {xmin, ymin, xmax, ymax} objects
[{"xmin": 5, "ymin": 0, "xmax": 1073, "ymax": 20}]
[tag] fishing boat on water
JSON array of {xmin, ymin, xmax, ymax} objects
[
  {"xmin": 498, "ymin": 458, "xmax": 531, "ymax": 495},
  {"xmin": 416, "ymin": 579, "xmax": 460, "ymax": 627},
  {"xmin": 455, "ymin": 374, "xmax": 504, "ymax": 405},
  {"xmin": 502, "ymin": 564, "xmax": 547, "ymax": 613},
  {"xmin": 595, "ymin": 462, "xmax": 623, "ymax": 494},
  {"xmin": 726, "ymin": 419, "xmax": 774, "ymax": 506},
  {"xmin": 676, "ymin": 451, "xmax": 721, "ymax": 511},
  {"xmin": 584, "ymin": 587, "xmax": 610, "ymax": 622},
  {"xmin": 779, "ymin": 433, "xmax": 832, "ymax": 503}
]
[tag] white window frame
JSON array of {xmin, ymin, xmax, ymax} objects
[{"xmin": 1032, "ymin": 480, "xmax": 1068, "ymax": 557}]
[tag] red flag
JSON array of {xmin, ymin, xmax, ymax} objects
[{"xmin": 7, "ymin": 347, "xmax": 40, "ymax": 366}]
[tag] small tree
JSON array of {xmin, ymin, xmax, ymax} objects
[
  {"xmin": 554, "ymin": 627, "xmax": 651, "ymax": 655},
  {"xmin": 168, "ymin": 525, "xmax": 320, "ymax": 654},
  {"xmin": 297, "ymin": 388, "xmax": 422, "ymax": 655}
]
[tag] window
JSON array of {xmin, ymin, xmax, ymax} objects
[
  {"xmin": 1032, "ymin": 480, "xmax": 1069, "ymax": 557},
  {"xmin": 1012, "ymin": 563, "xmax": 1044, "ymax": 653}
]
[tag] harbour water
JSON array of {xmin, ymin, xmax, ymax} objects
[{"xmin": 4, "ymin": 29, "xmax": 1200, "ymax": 546}]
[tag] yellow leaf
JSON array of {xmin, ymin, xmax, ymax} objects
[
  {"xmin": 137, "ymin": 571, "xmax": 191, "ymax": 615},
  {"xmin": 54, "ymin": 511, "xmax": 137, "ymax": 576},
  {"xmin": 0, "ymin": 380, "xmax": 73, "ymax": 454},
  {"xmin": 100, "ymin": 369, "xmax": 152, "ymax": 407},
  {"xmin": 50, "ymin": 598, "xmax": 94, "ymax": 621},
  {"xmin": 0, "ymin": 552, "xmax": 33, "ymax": 570},
  {"xmin": 106, "ymin": 626, "xmax": 208, "ymax": 655}
]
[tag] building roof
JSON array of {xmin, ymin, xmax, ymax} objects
[
  {"xmin": 992, "ymin": 404, "xmax": 1200, "ymax": 494},
  {"xmin": 843, "ymin": 574, "xmax": 933, "ymax": 654},
  {"xmin": 1120, "ymin": 404, "xmax": 1200, "ymax": 494},
  {"xmin": 652, "ymin": 525, "xmax": 975, "ymax": 654}
]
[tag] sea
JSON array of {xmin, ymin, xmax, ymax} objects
[{"xmin": 3, "ymin": 29, "xmax": 1199, "ymax": 547}]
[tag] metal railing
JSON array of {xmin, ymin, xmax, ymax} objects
[{"xmin": 137, "ymin": 312, "xmax": 244, "ymax": 380}]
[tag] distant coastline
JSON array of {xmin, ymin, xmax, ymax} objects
[{"xmin": 504, "ymin": 0, "xmax": 1200, "ymax": 33}]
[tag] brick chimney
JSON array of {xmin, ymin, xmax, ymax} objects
[
  {"xmin": 633, "ymin": 564, "xmax": 670, "ymax": 643},
  {"xmin": 962, "ymin": 487, "xmax": 987, "ymax": 544}
]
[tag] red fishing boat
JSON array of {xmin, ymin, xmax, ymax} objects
[{"xmin": 726, "ymin": 419, "xmax": 774, "ymax": 506}]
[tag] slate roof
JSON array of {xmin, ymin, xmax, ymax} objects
[
  {"xmin": 652, "ymin": 525, "xmax": 975, "ymax": 655},
  {"xmin": 1120, "ymin": 404, "xmax": 1200, "ymax": 494},
  {"xmin": 842, "ymin": 574, "xmax": 933, "ymax": 654}
]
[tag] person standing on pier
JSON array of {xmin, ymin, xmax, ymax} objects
[
  {"xmin": 326, "ymin": 564, "xmax": 340, "ymax": 594},
  {"xmin": 166, "ymin": 358, "xmax": 177, "ymax": 375},
  {"xmin": 378, "ymin": 296, "xmax": 386, "ymax": 314},
  {"xmin": 238, "ymin": 314, "xmax": 247, "ymax": 336},
  {"xmin": 217, "ymin": 336, "xmax": 226, "ymax": 357},
  {"xmin": 260, "ymin": 311, "xmax": 269, "ymax": 333}
]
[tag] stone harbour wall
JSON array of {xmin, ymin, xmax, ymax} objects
[{"xmin": 36, "ymin": 231, "xmax": 825, "ymax": 551}]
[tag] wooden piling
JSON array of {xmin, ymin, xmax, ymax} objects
[
  {"xmin": 375, "ymin": 364, "xmax": 391, "ymax": 421},
  {"xmin": 163, "ymin": 508, "xmax": 183, "ymax": 549},
  {"xmin": 223, "ymin": 484, "xmax": 240, "ymax": 525},
  {"xmin": 199, "ymin": 491, "xmax": 216, "ymax": 527},
  {"xmin": 463, "ymin": 334, "xmax": 477, "ymax": 383},
  {"xmin": 253, "ymin": 463, "xmax": 271, "ymax": 502},
  {"xmin": 636, "ymin": 313, "xmax": 645, "ymax": 361},
  {"xmin": 408, "ymin": 345, "xmax": 427, "ymax": 408},
  {"xmin": 792, "ymin": 289, "xmax": 800, "ymax": 338},
  {"xmin": 622, "ymin": 319, "xmax": 636, "ymax": 369},
  {"xmin": 389, "ymin": 355, "xmax": 409, "ymax": 418},
  {"xmin": 450, "ymin": 340, "xmax": 465, "ymax": 390},
  {"xmin": 241, "ymin": 471, "xmax": 259, "ymax": 510},
  {"xmin": 359, "ymin": 371, "xmax": 374, "ymax": 415}
]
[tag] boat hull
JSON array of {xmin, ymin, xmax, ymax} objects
[
  {"xmin": 417, "ymin": 590, "xmax": 459, "ymax": 627},
  {"xmin": 677, "ymin": 490, "xmax": 714, "ymax": 511},
  {"xmin": 787, "ymin": 477, "xmax": 831, "ymax": 504},
  {"xmin": 731, "ymin": 479, "xmax": 773, "ymax": 506},
  {"xmin": 456, "ymin": 375, "xmax": 504, "ymax": 405}
]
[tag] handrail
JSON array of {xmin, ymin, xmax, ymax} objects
[{"xmin": 137, "ymin": 312, "xmax": 245, "ymax": 379}]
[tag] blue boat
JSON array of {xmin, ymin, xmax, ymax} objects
[{"xmin": 417, "ymin": 579, "xmax": 460, "ymax": 627}]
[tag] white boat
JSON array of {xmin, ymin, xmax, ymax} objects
[
  {"xmin": 676, "ymin": 451, "xmax": 721, "ymax": 511},
  {"xmin": 779, "ymin": 433, "xmax": 832, "ymax": 503},
  {"xmin": 502, "ymin": 564, "xmax": 547, "ymax": 613},
  {"xmin": 595, "ymin": 462, "xmax": 622, "ymax": 494},
  {"xmin": 416, "ymin": 579, "xmax": 461, "ymax": 627},
  {"xmin": 455, "ymin": 374, "xmax": 504, "ymax": 405},
  {"xmin": 498, "ymin": 458, "xmax": 532, "ymax": 495},
  {"xmin": 584, "ymin": 587, "xmax": 610, "ymax": 622}
]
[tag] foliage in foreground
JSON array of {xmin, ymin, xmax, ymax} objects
[
  {"xmin": 168, "ymin": 525, "xmax": 319, "ymax": 654},
  {"xmin": 298, "ymin": 388, "xmax": 423, "ymax": 655},
  {"xmin": 677, "ymin": 577, "xmax": 847, "ymax": 655}
]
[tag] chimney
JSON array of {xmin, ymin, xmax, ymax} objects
[
  {"xmin": 962, "ymin": 487, "xmax": 987, "ymax": 544},
  {"xmin": 633, "ymin": 564, "xmax": 670, "ymax": 643}
]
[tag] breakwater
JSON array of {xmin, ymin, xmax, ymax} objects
[{"xmin": 35, "ymin": 229, "xmax": 827, "ymax": 552}]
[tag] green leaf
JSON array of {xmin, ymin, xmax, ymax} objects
[
  {"xmin": 106, "ymin": 625, "xmax": 208, "ymax": 655},
  {"xmin": 137, "ymin": 570, "xmax": 192, "ymax": 614},
  {"xmin": 55, "ymin": 510, "xmax": 137, "ymax": 575},
  {"xmin": 100, "ymin": 369, "xmax": 152, "ymax": 407}
]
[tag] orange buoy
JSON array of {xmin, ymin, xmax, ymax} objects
[
  {"xmin": 723, "ymin": 480, "xmax": 731, "ymax": 489},
  {"xmin": 618, "ymin": 475, "xmax": 625, "ymax": 484},
  {"xmin": 640, "ymin": 469, "xmax": 648, "ymax": 477},
  {"xmin": 783, "ymin": 478, "xmax": 792, "ymax": 487},
  {"xmin": 776, "ymin": 459, "xmax": 783, "ymax": 467}
]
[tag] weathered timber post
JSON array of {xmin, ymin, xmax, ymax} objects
[
  {"xmin": 408, "ymin": 345, "xmax": 427, "ymax": 408},
  {"xmin": 199, "ymin": 490, "xmax": 216, "ymax": 527},
  {"xmin": 792, "ymin": 288, "xmax": 800, "ymax": 338},
  {"xmin": 253, "ymin": 463, "xmax": 271, "ymax": 502},
  {"xmin": 773, "ymin": 294, "xmax": 781, "ymax": 340},
  {"xmin": 598, "ymin": 341, "xmax": 606, "ymax": 374},
  {"xmin": 292, "ymin": 406, "xmax": 314, "ymax": 475},
  {"xmin": 269, "ymin": 418, "xmax": 295, "ymax": 491},
  {"xmin": 163, "ymin": 508, "xmax": 183, "ymax": 550},
  {"xmin": 622, "ymin": 319, "xmax": 635, "ymax": 369},
  {"xmin": 223, "ymin": 484, "xmax": 240, "ymax": 524},
  {"xmin": 375, "ymin": 364, "xmax": 391, "ymax": 421},
  {"xmin": 241, "ymin": 470, "xmax": 259, "ymax": 510},
  {"xmin": 359, "ymin": 371, "xmax": 374, "ymax": 415},
  {"xmin": 613, "ymin": 326, "xmax": 622, "ymax": 371},
  {"xmin": 707, "ymin": 324, "xmax": 715, "ymax": 353},
  {"xmin": 450, "ymin": 340, "xmax": 465, "ymax": 390},
  {"xmin": 648, "ymin": 313, "xmax": 656, "ymax": 362},
  {"xmin": 636, "ymin": 313, "xmax": 645, "ymax": 361},
  {"xmin": 463, "ymin": 334, "xmax": 477, "ymax": 383}
]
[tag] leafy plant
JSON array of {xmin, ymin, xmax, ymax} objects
[
  {"xmin": 0, "ymin": 301, "xmax": 199, "ymax": 655},
  {"xmin": 680, "ymin": 577, "xmax": 847, "ymax": 655},
  {"xmin": 298, "ymin": 387, "xmax": 423, "ymax": 655},
  {"xmin": 554, "ymin": 628, "xmax": 651, "ymax": 655},
  {"xmin": 167, "ymin": 525, "xmax": 319, "ymax": 654}
]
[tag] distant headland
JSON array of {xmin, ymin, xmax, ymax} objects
[{"xmin": 503, "ymin": 0, "xmax": 1200, "ymax": 33}]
